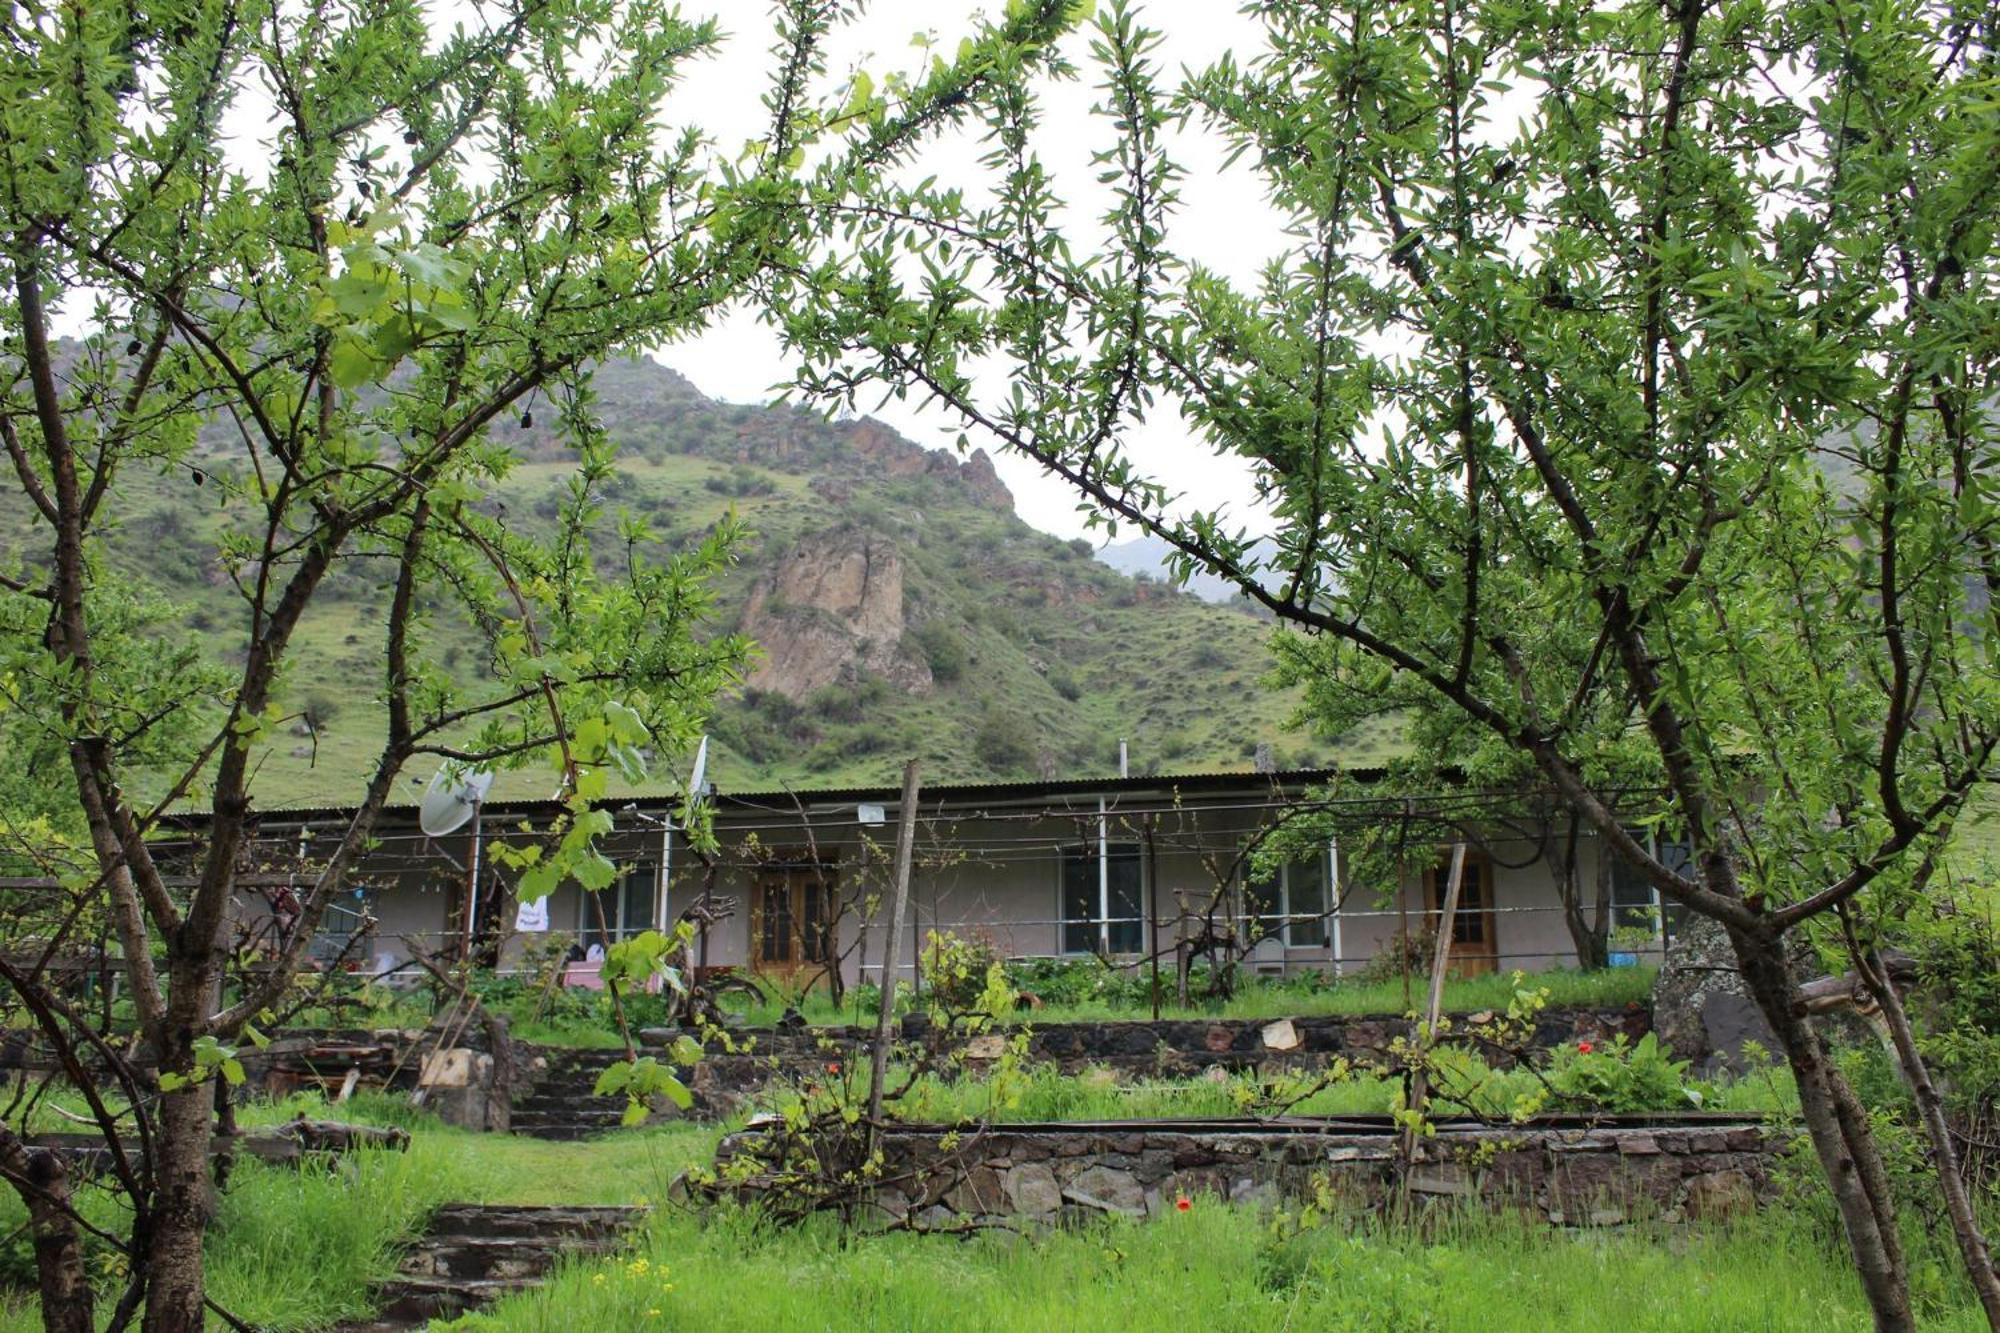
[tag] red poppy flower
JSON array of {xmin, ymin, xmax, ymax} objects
[
  {"xmin": 1577, "ymin": 1041, "xmax": 1594, "ymax": 1054},
  {"xmin": 1174, "ymin": 1195, "xmax": 1192, "ymax": 1213},
  {"xmin": 826, "ymin": 1061, "xmax": 841, "ymax": 1075}
]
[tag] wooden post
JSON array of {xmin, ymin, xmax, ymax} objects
[
  {"xmin": 1145, "ymin": 815, "xmax": 1161, "ymax": 1021},
  {"xmin": 1402, "ymin": 842, "xmax": 1466, "ymax": 1163},
  {"xmin": 868, "ymin": 760, "xmax": 921, "ymax": 1131}
]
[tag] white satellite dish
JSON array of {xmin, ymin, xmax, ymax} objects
[
  {"xmin": 686, "ymin": 735, "xmax": 709, "ymax": 809},
  {"xmin": 418, "ymin": 765, "xmax": 494, "ymax": 837}
]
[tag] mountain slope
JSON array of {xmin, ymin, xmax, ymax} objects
[{"xmin": 3, "ymin": 355, "xmax": 1391, "ymax": 805}]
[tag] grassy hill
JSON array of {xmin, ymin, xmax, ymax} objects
[{"xmin": 2, "ymin": 354, "xmax": 1397, "ymax": 807}]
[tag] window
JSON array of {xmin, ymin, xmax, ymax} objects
[
  {"xmin": 1610, "ymin": 831, "xmax": 1694, "ymax": 944},
  {"xmin": 1060, "ymin": 843, "xmax": 1144, "ymax": 954},
  {"xmin": 1244, "ymin": 853, "xmax": 1331, "ymax": 947},
  {"xmin": 579, "ymin": 864, "xmax": 654, "ymax": 950},
  {"xmin": 309, "ymin": 887, "xmax": 373, "ymax": 965}
]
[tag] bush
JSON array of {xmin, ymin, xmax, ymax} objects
[
  {"xmin": 1545, "ymin": 1032, "xmax": 1713, "ymax": 1113},
  {"xmin": 919, "ymin": 930, "xmax": 1010, "ymax": 1019},
  {"xmin": 972, "ymin": 706, "xmax": 1037, "ymax": 773},
  {"xmin": 1046, "ymin": 663, "xmax": 1082, "ymax": 702},
  {"xmin": 911, "ymin": 622, "xmax": 967, "ymax": 683}
]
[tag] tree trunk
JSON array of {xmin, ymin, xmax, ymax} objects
[
  {"xmin": 0, "ymin": 1131, "xmax": 95, "ymax": 1333},
  {"xmin": 144, "ymin": 945, "xmax": 227, "ymax": 1333},
  {"xmin": 142, "ymin": 1074, "xmax": 214, "ymax": 1333},
  {"xmin": 1731, "ymin": 926, "xmax": 1915, "ymax": 1333},
  {"xmin": 1856, "ymin": 948, "xmax": 2000, "ymax": 1329},
  {"xmin": 1557, "ymin": 815, "xmax": 1609, "ymax": 969}
]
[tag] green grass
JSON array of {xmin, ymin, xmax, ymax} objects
[
  {"xmin": 517, "ymin": 966, "xmax": 1661, "ymax": 1039},
  {"xmin": 863, "ymin": 1052, "xmax": 1795, "ymax": 1125},
  {"xmin": 0, "ymin": 1093, "xmax": 717, "ymax": 1332},
  {"xmin": 447, "ymin": 1199, "xmax": 1994, "ymax": 1333}
]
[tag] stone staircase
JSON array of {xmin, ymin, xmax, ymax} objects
[
  {"xmin": 341, "ymin": 1202, "xmax": 648, "ymax": 1330},
  {"xmin": 510, "ymin": 1047, "xmax": 632, "ymax": 1140}
]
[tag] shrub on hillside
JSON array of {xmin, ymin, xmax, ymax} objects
[
  {"xmin": 909, "ymin": 622, "xmax": 967, "ymax": 683},
  {"xmin": 973, "ymin": 706, "xmax": 1037, "ymax": 773}
]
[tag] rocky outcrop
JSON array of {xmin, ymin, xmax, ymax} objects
[
  {"xmin": 1653, "ymin": 914, "xmax": 1825, "ymax": 1075},
  {"xmin": 839, "ymin": 421, "xmax": 1015, "ymax": 513},
  {"xmin": 958, "ymin": 448, "xmax": 1014, "ymax": 512},
  {"xmin": 740, "ymin": 527, "xmax": 933, "ymax": 699}
]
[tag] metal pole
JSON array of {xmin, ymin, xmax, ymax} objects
[
  {"xmin": 1328, "ymin": 837, "xmax": 1343, "ymax": 977},
  {"xmin": 1096, "ymin": 796, "xmax": 1110, "ymax": 954},
  {"xmin": 868, "ymin": 760, "xmax": 922, "ymax": 1131},
  {"xmin": 463, "ymin": 802, "xmax": 484, "ymax": 961},
  {"xmin": 656, "ymin": 813, "xmax": 673, "ymax": 934}
]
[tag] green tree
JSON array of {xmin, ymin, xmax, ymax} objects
[
  {"xmin": 779, "ymin": 1, "xmax": 2000, "ymax": 1327},
  {"xmin": 0, "ymin": 1, "xmax": 1081, "ymax": 1328}
]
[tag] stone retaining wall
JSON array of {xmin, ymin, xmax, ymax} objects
[
  {"xmin": 715, "ymin": 1118, "xmax": 1777, "ymax": 1228},
  {"xmin": 650, "ymin": 1005, "xmax": 1650, "ymax": 1114}
]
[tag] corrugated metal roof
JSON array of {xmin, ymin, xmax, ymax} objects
[{"xmin": 177, "ymin": 765, "xmax": 1389, "ymax": 826}]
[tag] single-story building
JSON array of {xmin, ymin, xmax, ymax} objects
[{"xmin": 181, "ymin": 768, "xmax": 1688, "ymax": 988}]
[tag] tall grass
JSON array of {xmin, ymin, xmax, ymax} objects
[
  {"xmin": 0, "ymin": 1094, "xmax": 717, "ymax": 1331},
  {"xmin": 873, "ymin": 1058, "xmax": 1797, "ymax": 1124},
  {"xmin": 447, "ymin": 1199, "xmax": 1992, "ymax": 1332},
  {"xmin": 457, "ymin": 966, "xmax": 1662, "ymax": 1047}
]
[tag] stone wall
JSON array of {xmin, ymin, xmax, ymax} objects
[
  {"xmin": 644, "ymin": 1005, "xmax": 1651, "ymax": 1115},
  {"xmin": 714, "ymin": 1118, "xmax": 1778, "ymax": 1228}
]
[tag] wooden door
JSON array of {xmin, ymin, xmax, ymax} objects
[
  {"xmin": 750, "ymin": 864, "xmax": 836, "ymax": 989},
  {"xmin": 1425, "ymin": 852, "xmax": 1498, "ymax": 976}
]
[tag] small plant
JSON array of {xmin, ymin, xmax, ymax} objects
[
  {"xmin": 919, "ymin": 930, "xmax": 1013, "ymax": 1028},
  {"xmin": 1544, "ymin": 1033, "xmax": 1714, "ymax": 1114}
]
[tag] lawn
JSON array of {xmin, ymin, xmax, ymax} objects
[
  {"xmin": 0, "ymin": 1096, "xmax": 715, "ymax": 1332},
  {"xmin": 0, "ymin": 1076, "xmax": 1984, "ymax": 1332},
  {"xmin": 451, "ymin": 1199, "xmax": 1993, "ymax": 1333}
]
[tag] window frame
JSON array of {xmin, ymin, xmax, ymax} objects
[
  {"xmin": 1243, "ymin": 850, "xmax": 1333, "ymax": 949},
  {"xmin": 1057, "ymin": 841, "xmax": 1146, "ymax": 956},
  {"xmin": 1608, "ymin": 830, "xmax": 1693, "ymax": 945},
  {"xmin": 577, "ymin": 864, "xmax": 655, "ymax": 948}
]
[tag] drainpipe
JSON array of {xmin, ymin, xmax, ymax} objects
[{"xmin": 1097, "ymin": 795, "xmax": 1111, "ymax": 954}]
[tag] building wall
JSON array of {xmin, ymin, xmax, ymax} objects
[{"xmin": 276, "ymin": 794, "xmax": 1676, "ymax": 986}]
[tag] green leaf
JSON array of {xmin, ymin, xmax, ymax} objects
[
  {"xmin": 656, "ymin": 1075, "xmax": 693, "ymax": 1110},
  {"xmin": 328, "ymin": 336, "xmax": 379, "ymax": 389},
  {"xmin": 574, "ymin": 849, "xmax": 618, "ymax": 893},
  {"xmin": 517, "ymin": 861, "xmax": 560, "ymax": 904}
]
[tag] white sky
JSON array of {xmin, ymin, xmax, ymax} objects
[{"xmin": 649, "ymin": 2, "xmax": 1290, "ymax": 540}]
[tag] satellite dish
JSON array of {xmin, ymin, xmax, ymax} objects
[
  {"xmin": 418, "ymin": 765, "xmax": 494, "ymax": 837},
  {"xmin": 686, "ymin": 735, "xmax": 709, "ymax": 808}
]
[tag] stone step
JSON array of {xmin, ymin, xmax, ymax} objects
[
  {"xmin": 346, "ymin": 1203, "xmax": 649, "ymax": 1328},
  {"xmin": 508, "ymin": 1096, "xmax": 624, "ymax": 1120},
  {"xmin": 424, "ymin": 1203, "xmax": 647, "ymax": 1242},
  {"xmin": 396, "ymin": 1233, "xmax": 619, "ymax": 1281},
  {"xmin": 372, "ymin": 1275, "xmax": 539, "ymax": 1322},
  {"xmin": 512, "ymin": 1094, "xmax": 624, "ymax": 1112},
  {"xmin": 508, "ymin": 1112, "xmax": 616, "ymax": 1136}
]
